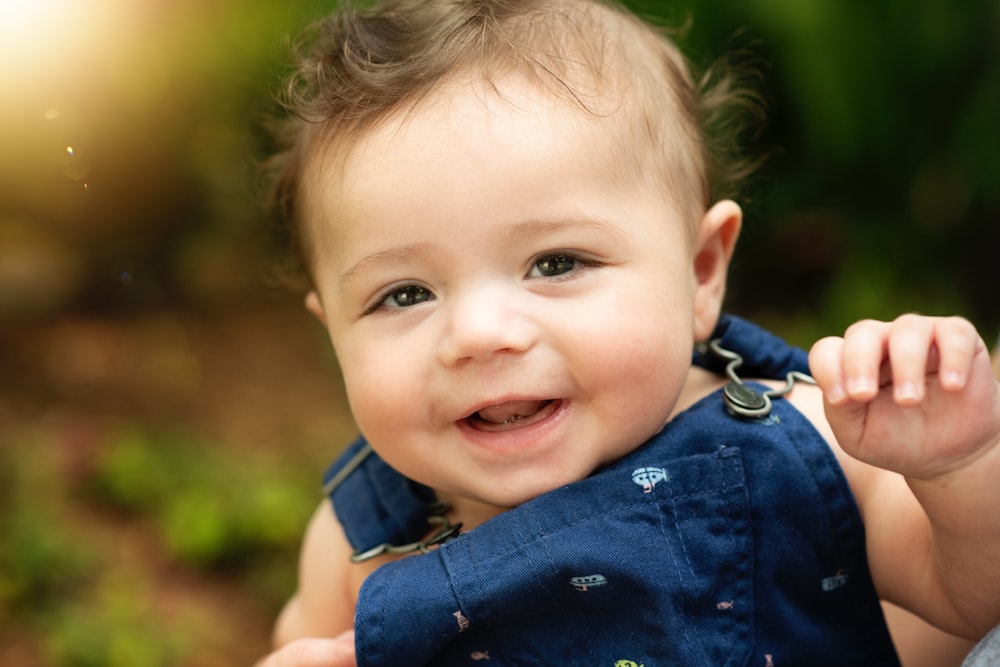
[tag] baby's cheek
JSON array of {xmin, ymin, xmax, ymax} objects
[{"xmin": 607, "ymin": 339, "xmax": 687, "ymax": 423}]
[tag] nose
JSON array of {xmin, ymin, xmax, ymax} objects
[{"xmin": 436, "ymin": 284, "xmax": 540, "ymax": 366}]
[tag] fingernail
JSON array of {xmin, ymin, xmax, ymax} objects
[
  {"xmin": 826, "ymin": 384, "xmax": 846, "ymax": 404},
  {"xmin": 941, "ymin": 371, "xmax": 963, "ymax": 389},
  {"xmin": 847, "ymin": 377, "xmax": 874, "ymax": 396},
  {"xmin": 895, "ymin": 381, "xmax": 919, "ymax": 403}
]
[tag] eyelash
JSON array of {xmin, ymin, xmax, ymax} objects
[
  {"xmin": 363, "ymin": 283, "xmax": 435, "ymax": 316},
  {"xmin": 362, "ymin": 251, "xmax": 599, "ymax": 316},
  {"xmin": 527, "ymin": 251, "xmax": 593, "ymax": 279}
]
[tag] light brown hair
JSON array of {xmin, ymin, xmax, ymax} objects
[{"xmin": 262, "ymin": 0, "xmax": 762, "ymax": 284}]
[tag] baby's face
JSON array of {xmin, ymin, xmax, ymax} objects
[{"xmin": 304, "ymin": 75, "xmax": 711, "ymax": 512}]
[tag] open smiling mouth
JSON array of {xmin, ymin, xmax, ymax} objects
[{"xmin": 464, "ymin": 399, "xmax": 560, "ymax": 432}]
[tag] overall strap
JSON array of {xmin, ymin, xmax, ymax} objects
[{"xmin": 322, "ymin": 437, "xmax": 440, "ymax": 557}]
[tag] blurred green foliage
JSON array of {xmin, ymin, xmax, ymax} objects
[
  {"xmin": 89, "ymin": 428, "xmax": 315, "ymax": 568},
  {"xmin": 43, "ymin": 571, "xmax": 197, "ymax": 667},
  {"xmin": 0, "ymin": 421, "xmax": 318, "ymax": 665}
]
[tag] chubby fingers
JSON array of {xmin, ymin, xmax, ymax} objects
[
  {"xmin": 931, "ymin": 316, "xmax": 983, "ymax": 390},
  {"xmin": 885, "ymin": 315, "xmax": 936, "ymax": 404},
  {"xmin": 809, "ymin": 318, "xmax": 891, "ymax": 406},
  {"xmin": 809, "ymin": 315, "xmax": 983, "ymax": 407},
  {"xmin": 809, "ymin": 333, "xmax": 850, "ymax": 406}
]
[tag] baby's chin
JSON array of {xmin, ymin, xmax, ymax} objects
[{"xmin": 435, "ymin": 476, "xmax": 585, "ymax": 528}]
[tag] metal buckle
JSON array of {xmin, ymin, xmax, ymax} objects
[
  {"xmin": 349, "ymin": 501, "xmax": 463, "ymax": 563},
  {"xmin": 321, "ymin": 442, "xmax": 464, "ymax": 563},
  {"xmin": 704, "ymin": 338, "xmax": 815, "ymax": 419}
]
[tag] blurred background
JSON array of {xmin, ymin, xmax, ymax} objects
[{"xmin": 0, "ymin": 0, "xmax": 997, "ymax": 664}]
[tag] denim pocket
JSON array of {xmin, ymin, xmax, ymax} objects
[
  {"xmin": 439, "ymin": 447, "xmax": 754, "ymax": 666},
  {"xmin": 659, "ymin": 447, "xmax": 754, "ymax": 666}
]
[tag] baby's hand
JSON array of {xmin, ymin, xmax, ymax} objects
[
  {"xmin": 255, "ymin": 632, "xmax": 357, "ymax": 667},
  {"xmin": 809, "ymin": 315, "xmax": 1000, "ymax": 479}
]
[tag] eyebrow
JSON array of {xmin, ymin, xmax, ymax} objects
[
  {"xmin": 337, "ymin": 216, "xmax": 625, "ymax": 287},
  {"xmin": 338, "ymin": 242, "xmax": 435, "ymax": 287},
  {"xmin": 499, "ymin": 216, "xmax": 627, "ymax": 243}
]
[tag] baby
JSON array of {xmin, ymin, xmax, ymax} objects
[{"xmin": 258, "ymin": 1, "xmax": 1000, "ymax": 665}]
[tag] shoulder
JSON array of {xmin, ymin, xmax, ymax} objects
[
  {"xmin": 275, "ymin": 497, "xmax": 414, "ymax": 647},
  {"xmin": 274, "ymin": 501, "xmax": 363, "ymax": 645},
  {"xmin": 781, "ymin": 381, "xmax": 885, "ymax": 506},
  {"xmin": 679, "ymin": 367, "xmax": 885, "ymax": 504},
  {"xmin": 780, "ymin": 380, "xmax": 932, "ymax": 596}
]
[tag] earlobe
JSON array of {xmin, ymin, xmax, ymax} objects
[
  {"xmin": 692, "ymin": 200, "xmax": 742, "ymax": 341},
  {"xmin": 305, "ymin": 290, "xmax": 328, "ymax": 326}
]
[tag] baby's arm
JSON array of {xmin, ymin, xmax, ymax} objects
[
  {"xmin": 809, "ymin": 315, "xmax": 1000, "ymax": 638},
  {"xmin": 267, "ymin": 502, "xmax": 358, "ymax": 656}
]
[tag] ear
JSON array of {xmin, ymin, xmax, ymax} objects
[
  {"xmin": 305, "ymin": 290, "xmax": 328, "ymax": 326},
  {"xmin": 692, "ymin": 200, "xmax": 742, "ymax": 342}
]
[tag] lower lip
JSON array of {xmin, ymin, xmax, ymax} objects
[{"xmin": 456, "ymin": 399, "xmax": 570, "ymax": 454}]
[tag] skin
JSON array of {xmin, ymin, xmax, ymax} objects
[
  {"xmin": 883, "ymin": 603, "xmax": 976, "ymax": 667},
  {"xmin": 258, "ymin": 74, "xmax": 1000, "ymax": 667}
]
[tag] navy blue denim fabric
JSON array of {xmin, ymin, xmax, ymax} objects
[
  {"xmin": 323, "ymin": 315, "xmax": 902, "ymax": 666},
  {"xmin": 325, "ymin": 439, "xmax": 438, "ymax": 556}
]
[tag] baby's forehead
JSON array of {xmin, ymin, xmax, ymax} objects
[
  {"xmin": 304, "ymin": 70, "xmax": 632, "ymax": 202},
  {"xmin": 396, "ymin": 72, "xmax": 624, "ymax": 140},
  {"xmin": 304, "ymin": 67, "xmax": 651, "ymax": 201}
]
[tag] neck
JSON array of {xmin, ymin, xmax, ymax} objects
[
  {"xmin": 671, "ymin": 365, "xmax": 728, "ymax": 420},
  {"xmin": 435, "ymin": 492, "xmax": 509, "ymax": 532}
]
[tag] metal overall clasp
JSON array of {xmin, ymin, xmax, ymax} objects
[
  {"xmin": 704, "ymin": 338, "xmax": 816, "ymax": 419},
  {"xmin": 321, "ymin": 442, "xmax": 463, "ymax": 563},
  {"xmin": 348, "ymin": 500, "xmax": 463, "ymax": 563}
]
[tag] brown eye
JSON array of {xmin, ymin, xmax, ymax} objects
[
  {"xmin": 382, "ymin": 285, "xmax": 433, "ymax": 308},
  {"xmin": 532, "ymin": 254, "xmax": 576, "ymax": 277}
]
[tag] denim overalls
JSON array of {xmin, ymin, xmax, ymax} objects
[{"xmin": 324, "ymin": 316, "xmax": 902, "ymax": 666}]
